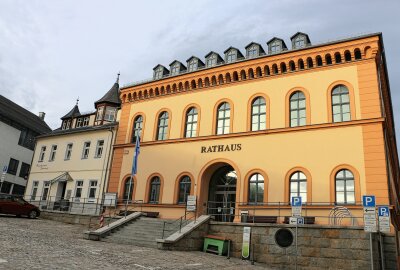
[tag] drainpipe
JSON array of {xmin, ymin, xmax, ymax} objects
[{"xmin": 102, "ymin": 126, "xmax": 116, "ymax": 200}]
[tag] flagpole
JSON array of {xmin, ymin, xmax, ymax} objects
[{"xmin": 125, "ymin": 130, "xmax": 140, "ymax": 218}]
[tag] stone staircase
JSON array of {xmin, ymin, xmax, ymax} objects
[
  {"xmin": 382, "ymin": 234, "xmax": 397, "ymax": 270},
  {"xmin": 102, "ymin": 217, "xmax": 189, "ymax": 248}
]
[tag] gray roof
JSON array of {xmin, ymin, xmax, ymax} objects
[
  {"xmin": 94, "ymin": 82, "xmax": 121, "ymax": 107},
  {"xmin": 0, "ymin": 95, "xmax": 51, "ymax": 134},
  {"xmin": 38, "ymin": 122, "xmax": 118, "ymax": 138},
  {"xmin": 61, "ymin": 104, "xmax": 81, "ymax": 120}
]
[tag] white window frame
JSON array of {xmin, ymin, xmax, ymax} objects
[
  {"xmin": 41, "ymin": 181, "xmax": 50, "ymax": 201},
  {"xmin": 76, "ymin": 118, "xmax": 83, "ymax": 128},
  {"xmin": 49, "ymin": 145, "xmax": 57, "ymax": 162},
  {"xmin": 74, "ymin": 180, "xmax": 84, "ymax": 202},
  {"xmin": 96, "ymin": 107, "xmax": 104, "ymax": 121},
  {"xmin": 38, "ymin": 146, "xmax": 46, "ymax": 162},
  {"xmin": 31, "ymin": 181, "xmax": 39, "ymax": 200},
  {"xmin": 94, "ymin": 140, "xmax": 104, "ymax": 158},
  {"xmin": 82, "ymin": 141, "xmax": 91, "ymax": 159},
  {"xmin": 65, "ymin": 143, "xmax": 73, "ymax": 160},
  {"xmin": 88, "ymin": 180, "xmax": 98, "ymax": 202},
  {"xmin": 82, "ymin": 116, "xmax": 90, "ymax": 126},
  {"xmin": 104, "ymin": 107, "xmax": 116, "ymax": 122}
]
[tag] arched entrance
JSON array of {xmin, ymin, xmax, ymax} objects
[{"xmin": 208, "ymin": 165, "xmax": 237, "ymax": 222}]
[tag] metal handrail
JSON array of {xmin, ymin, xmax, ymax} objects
[{"xmin": 161, "ymin": 210, "xmax": 197, "ymax": 239}]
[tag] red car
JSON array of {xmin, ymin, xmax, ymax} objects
[{"xmin": 0, "ymin": 193, "xmax": 40, "ymax": 218}]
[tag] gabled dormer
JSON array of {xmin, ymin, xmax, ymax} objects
[
  {"xmin": 153, "ymin": 64, "xmax": 169, "ymax": 80},
  {"xmin": 205, "ymin": 51, "xmax": 224, "ymax": 68},
  {"xmin": 267, "ymin": 37, "xmax": 288, "ymax": 54},
  {"xmin": 61, "ymin": 103, "xmax": 80, "ymax": 130},
  {"xmin": 291, "ymin": 32, "xmax": 311, "ymax": 49},
  {"xmin": 186, "ymin": 56, "xmax": 205, "ymax": 72},
  {"xmin": 169, "ymin": 60, "xmax": 187, "ymax": 76},
  {"xmin": 224, "ymin": 47, "xmax": 244, "ymax": 63},
  {"xmin": 245, "ymin": 42, "xmax": 265, "ymax": 58},
  {"xmin": 94, "ymin": 75, "xmax": 121, "ymax": 126}
]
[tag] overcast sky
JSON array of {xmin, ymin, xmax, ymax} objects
[{"xmin": 0, "ymin": 0, "xmax": 399, "ymax": 141}]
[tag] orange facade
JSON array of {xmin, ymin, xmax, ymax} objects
[{"xmin": 107, "ymin": 33, "xmax": 399, "ymax": 231}]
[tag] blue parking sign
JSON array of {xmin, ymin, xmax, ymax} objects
[
  {"xmin": 291, "ymin": 196, "xmax": 302, "ymax": 206},
  {"xmin": 378, "ymin": 206, "xmax": 389, "ymax": 217},
  {"xmin": 362, "ymin": 195, "xmax": 376, "ymax": 207}
]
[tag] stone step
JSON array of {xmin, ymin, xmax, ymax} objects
[
  {"xmin": 106, "ymin": 234, "xmax": 159, "ymax": 242},
  {"xmin": 102, "ymin": 237, "xmax": 158, "ymax": 248}
]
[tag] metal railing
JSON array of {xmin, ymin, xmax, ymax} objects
[
  {"xmin": 205, "ymin": 201, "xmax": 371, "ymax": 226},
  {"xmin": 161, "ymin": 210, "xmax": 197, "ymax": 239}
]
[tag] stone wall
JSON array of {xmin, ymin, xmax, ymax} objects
[
  {"xmin": 40, "ymin": 211, "xmax": 99, "ymax": 226},
  {"xmin": 208, "ymin": 222, "xmax": 391, "ymax": 270}
]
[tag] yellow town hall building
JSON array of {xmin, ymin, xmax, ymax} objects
[{"xmin": 107, "ymin": 33, "xmax": 400, "ymax": 232}]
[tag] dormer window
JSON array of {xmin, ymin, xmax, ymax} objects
[
  {"xmin": 104, "ymin": 107, "xmax": 116, "ymax": 122},
  {"xmin": 188, "ymin": 59, "xmax": 198, "ymax": 72},
  {"xmin": 294, "ymin": 36, "xmax": 306, "ymax": 48},
  {"xmin": 96, "ymin": 107, "xmax": 104, "ymax": 121},
  {"xmin": 226, "ymin": 49, "xmax": 237, "ymax": 63},
  {"xmin": 247, "ymin": 45, "xmax": 258, "ymax": 58},
  {"xmin": 62, "ymin": 120, "xmax": 71, "ymax": 130},
  {"xmin": 171, "ymin": 63, "xmax": 180, "ymax": 75},
  {"xmin": 270, "ymin": 40, "xmax": 281, "ymax": 53},
  {"xmin": 207, "ymin": 54, "xmax": 217, "ymax": 67},
  {"xmin": 76, "ymin": 118, "xmax": 83, "ymax": 128},
  {"xmin": 154, "ymin": 67, "xmax": 164, "ymax": 79}
]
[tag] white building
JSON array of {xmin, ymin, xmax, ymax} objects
[
  {"xmin": 0, "ymin": 95, "xmax": 51, "ymax": 195},
  {"xmin": 24, "ymin": 78, "xmax": 120, "ymax": 214}
]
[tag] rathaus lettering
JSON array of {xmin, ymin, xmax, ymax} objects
[{"xmin": 201, "ymin": 144, "xmax": 242, "ymax": 153}]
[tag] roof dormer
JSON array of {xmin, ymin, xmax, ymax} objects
[
  {"xmin": 60, "ymin": 102, "xmax": 80, "ymax": 130},
  {"xmin": 205, "ymin": 51, "xmax": 224, "ymax": 68},
  {"xmin": 186, "ymin": 56, "xmax": 205, "ymax": 72},
  {"xmin": 223, "ymin": 47, "xmax": 244, "ymax": 63},
  {"xmin": 291, "ymin": 32, "xmax": 311, "ymax": 49},
  {"xmin": 153, "ymin": 64, "xmax": 169, "ymax": 80},
  {"xmin": 169, "ymin": 60, "xmax": 187, "ymax": 76},
  {"xmin": 94, "ymin": 75, "xmax": 121, "ymax": 126},
  {"xmin": 267, "ymin": 37, "xmax": 287, "ymax": 54},
  {"xmin": 245, "ymin": 42, "xmax": 265, "ymax": 58}
]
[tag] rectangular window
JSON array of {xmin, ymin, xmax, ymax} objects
[
  {"xmin": 96, "ymin": 107, "xmax": 104, "ymax": 121},
  {"xmin": 49, "ymin": 145, "xmax": 57, "ymax": 161},
  {"xmin": 76, "ymin": 118, "xmax": 83, "ymax": 128},
  {"xmin": 18, "ymin": 129, "xmax": 36, "ymax": 150},
  {"xmin": 18, "ymin": 162, "xmax": 30, "ymax": 179},
  {"xmin": 75, "ymin": 180, "xmax": 84, "ymax": 200},
  {"xmin": 7, "ymin": 158, "xmax": 19, "ymax": 175},
  {"xmin": 83, "ymin": 116, "xmax": 90, "ymax": 127},
  {"xmin": 31, "ymin": 181, "xmax": 39, "ymax": 200},
  {"xmin": 95, "ymin": 140, "xmax": 104, "ymax": 158},
  {"xmin": 88, "ymin": 180, "xmax": 97, "ymax": 201},
  {"xmin": 65, "ymin": 143, "xmax": 73, "ymax": 160},
  {"xmin": 82, "ymin": 142, "xmax": 91, "ymax": 159},
  {"xmin": 39, "ymin": 146, "xmax": 46, "ymax": 162},
  {"xmin": 41, "ymin": 181, "xmax": 50, "ymax": 200},
  {"xmin": 104, "ymin": 107, "xmax": 116, "ymax": 122}
]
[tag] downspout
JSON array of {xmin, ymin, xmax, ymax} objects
[{"xmin": 102, "ymin": 126, "xmax": 116, "ymax": 198}]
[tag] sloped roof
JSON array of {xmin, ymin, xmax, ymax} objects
[
  {"xmin": 61, "ymin": 104, "xmax": 81, "ymax": 120},
  {"xmin": 94, "ymin": 81, "xmax": 121, "ymax": 107},
  {"xmin": 0, "ymin": 95, "xmax": 51, "ymax": 134}
]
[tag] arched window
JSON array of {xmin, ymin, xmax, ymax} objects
[
  {"xmin": 149, "ymin": 177, "xmax": 161, "ymax": 203},
  {"xmin": 289, "ymin": 91, "xmax": 306, "ymax": 127},
  {"xmin": 251, "ymin": 97, "xmax": 266, "ymax": 131},
  {"xmin": 307, "ymin": 58, "xmax": 313, "ymax": 68},
  {"xmin": 298, "ymin": 59, "xmax": 305, "ymax": 70},
  {"xmin": 178, "ymin": 176, "xmax": 191, "ymax": 204},
  {"xmin": 344, "ymin": 51, "xmax": 352, "ymax": 62},
  {"xmin": 354, "ymin": 49, "xmax": 362, "ymax": 60},
  {"xmin": 289, "ymin": 61, "xmax": 296, "ymax": 71},
  {"xmin": 249, "ymin": 173, "xmax": 264, "ymax": 204},
  {"xmin": 123, "ymin": 177, "xmax": 133, "ymax": 202},
  {"xmin": 335, "ymin": 170, "xmax": 355, "ymax": 204},
  {"xmin": 326, "ymin": 54, "xmax": 332, "ymax": 65},
  {"xmin": 131, "ymin": 115, "xmax": 143, "ymax": 143},
  {"xmin": 290, "ymin": 172, "xmax": 307, "ymax": 203},
  {"xmin": 216, "ymin": 102, "xmax": 230, "ymax": 135},
  {"xmin": 332, "ymin": 85, "xmax": 351, "ymax": 122},
  {"xmin": 272, "ymin": 64, "xmax": 278, "ymax": 74},
  {"xmin": 185, "ymin": 107, "xmax": 198, "ymax": 138},
  {"xmin": 335, "ymin": 52, "xmax": 342, "ymax": 63},
  {"xmin": 157, "ymin": 112, "xmax": 169, "ymax": 140},
  {"xmin": 316, "ymin": 56, "xmax": 323, "ymax": 66},
  {"xmin": 280, "ymin": 63, "xmax": 287, "ymax": 73}
]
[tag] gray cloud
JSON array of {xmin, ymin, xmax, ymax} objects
[{"xmin": 0, "ymin": 0, "xmax": 399, "ymax": 149}]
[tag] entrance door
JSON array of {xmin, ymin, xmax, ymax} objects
[{"xmin": 208, "ymin": 165, "xmax": 237, "ymax": 222}]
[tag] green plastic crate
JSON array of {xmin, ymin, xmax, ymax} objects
[{"xmin": 203, "ymin": 237, "xmax": 228, "ymax": 256}]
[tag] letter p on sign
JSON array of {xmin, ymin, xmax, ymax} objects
[{"xmin": 291, "ymin": 197, "xmax": 302, "ymax": 207}]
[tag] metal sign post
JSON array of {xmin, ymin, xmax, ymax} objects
[
  {"xmin": 291, "ymin": 197, "xmax": 302, "ymax": 270},
  {"xmin": 363, "ymin": 195, "xmax": 376, "ymax": 270}
]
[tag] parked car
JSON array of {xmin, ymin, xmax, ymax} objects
[{"xmin": 0, "ymin": 193, "xmax": 40, "ymax": 218}]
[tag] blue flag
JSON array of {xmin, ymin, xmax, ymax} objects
[{"xmin": 131, "ymin": 136, "xmax": 140, "ymax": 175}]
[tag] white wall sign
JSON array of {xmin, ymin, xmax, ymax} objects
[
  {"xmin": 186, "ymin": 195, "xmax": 197, "ymax": 212},
  {"xmin": 103, "ymin": 193, "xmax": 117, "ymax": 207}
]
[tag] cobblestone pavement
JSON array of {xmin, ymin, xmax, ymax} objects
[{"xmin": 0, "ymin": 216, "xmax": 272, "ymax": 270}]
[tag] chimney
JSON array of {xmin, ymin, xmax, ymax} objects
[{"xmin": 38, "ymin": 112, "xmax": 45, "ymax": 120}]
